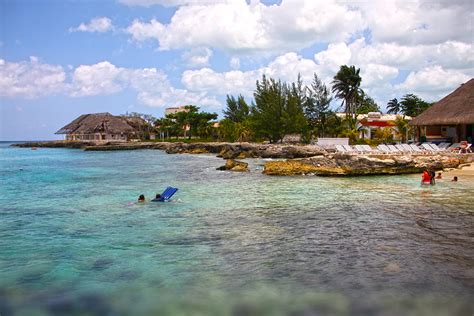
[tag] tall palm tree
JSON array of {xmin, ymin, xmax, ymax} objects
[
  {"xmin": 387, "ymin": 98, "xmax": 401, "ymax": 114},
  {"xmin": 331, "ymin": 65, "xmax": 362, "ymax": 126}
]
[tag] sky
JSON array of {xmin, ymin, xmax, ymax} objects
[{"xmin": 0, "ymin": 0, "xmax": 473, "ymax": 140}]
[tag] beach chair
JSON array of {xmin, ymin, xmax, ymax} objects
[
  {"xmin": 409, "ymin": 144, "xmax": 425, "ymax": 154},
  {"xmin": 335, "ymin": 145, "xmax": 347, "ymax": 153},
  {"xmin": 387, "ymin": 145, "xmax": 401, "ymax": 153},
  {"xmin": 154, "ymin": 186, "xmax": 178, "ymax": 202},
  {"xmin": 438, "ymin": 142, "xmax": 450, "ymax": 149},
  {"xmin": 402, "ymin": 144, "xmax": 414, "ymax": 152},
  {"xmin": 428, "ymin": 143, "xmax": 442, "ymax": 151},
  {"xmin": 362, "ymin": 145, "xmax": 375, "ymax": 153},
  {"xmin": 354, "ymin": 145, "xmax": 366, "ymax": 153},
  {"xmin": 342, "ymin": 145, "xmax": 357, "ymax": 154},
  {"xmin": 448, "ymin": 143, "xmax": 460, "ymax": 152},
  {"xmin": 395, "ymin": 144, "xmax": 406, "ymax": 152},
  {"xmin": 421, "ymin": 143, "xmax": 435, "ymax": 152},
  {"xmin": 377, "ymin": 144, "xmax": 391, "ymax": 154}
]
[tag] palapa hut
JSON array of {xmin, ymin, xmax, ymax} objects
[
  {"xmin": 56, "ymin": 113, "xmax": 139, "ymax": 142},
  {"xmin": 410, "ymin": 79, "xmax": 474, "ymax": 143}
]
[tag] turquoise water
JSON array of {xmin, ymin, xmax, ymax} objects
[{"xmin": 1, "ymin": 142, "xmax": 473, "ymax": 315}]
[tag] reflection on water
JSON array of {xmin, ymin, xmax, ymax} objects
[{"xmin": 0, "ymin": 143, "xmax": 473, "ymax": 315}]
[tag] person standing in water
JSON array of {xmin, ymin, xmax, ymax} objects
[{"xmin": 421, "ymin": 170, "xmax": 431, "ymax": 185}]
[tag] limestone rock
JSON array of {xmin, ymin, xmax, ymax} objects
[{"xmin": 217, "ymin": 159, "xmax": 249, "ymax": 172}]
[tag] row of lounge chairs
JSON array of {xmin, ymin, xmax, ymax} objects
[{"xmin": 335, "ymin": 142, "xmax": 471, "ymax": 154}]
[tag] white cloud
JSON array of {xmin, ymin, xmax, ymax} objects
[
  {"xmin": 230, "ymin": 57, "xmax": 240, "ymax": 70},
  {"xmin": 395, "ymin": 66, "xmax": 472, "ymax": 101},
  {"xmin": 0, "ymin": 57, "xmax": 66, "ymax": 98},
  {"xmin": 69, "ymin": 17, "xmax": 113, "ymax": 33},
  {"xmin": 182, "ymin": 47, "xmax": 213, "ymax": 68},
  {"xmin": 0, "ymin": 57, "xmax": 220, "ymax": 109},
  {"xmin": 358, "ymin": 0, "xmax": 474, "ymax": 45},
  {"xmin": 125, "ymin": 0, "xmax": 365, "ymax": 54},
  {"xmin": 119, "ymin": 0, "xmax": 236, "ymax": 6}
]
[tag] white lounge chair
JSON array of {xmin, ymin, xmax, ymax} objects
[
  {"xmin": 343, "ymin": 145, "xmax": 357, "ymax": 154},
  {"xmin": 362, "ymin": 145, "xmax": 376, "ymax": 153},
  {"xmin": 429, "ymin": 143, "xmax": 443, "ymax": 151},
  {"xmin": 377, "ymin": 144, "xmax": 391, "ymax": 154},
  {"xmin": 402, "ymin": 144, "xmax": 414, "ymax": 152},
  {"xmin": 421, "ymin": 143, "xmax": 435, "ymax": 152},
  {"xmin": 354, "ymin": 145, "xmax": 366, "ymax": 153},
  {"xmin": 335, "ymin": 145, "xmax": 347, "ymax": 153},
  {"xmin": 410, "ymin": 144, "xmax": 424, "ymax": 153},
  {"xmin": 387, "ymin": 145, "xmax": 401, "ymax": 153},
  {"xmin": 395, "ymin": 144, "xmax": 407, "ymax": 152}
]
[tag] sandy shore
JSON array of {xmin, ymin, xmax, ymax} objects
[{"xmin": 441, "ymin": 162, "xmax": 474, "ymax": 179}]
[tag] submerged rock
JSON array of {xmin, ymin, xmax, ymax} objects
[{"xmin": 217, "ymin": 159, "xmax": 249, "ymax": 172}]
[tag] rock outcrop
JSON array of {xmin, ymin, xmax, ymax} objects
[
  {"xmin": 216, "ymin": 159, "xmax": 249, "ymax": 172},
  {"xmin": 263, "ymin": 154, "xmax": 465, "ymax": 176}
]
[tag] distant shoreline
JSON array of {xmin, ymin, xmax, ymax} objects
[{"xmin": 10, "ymin": 140, "xmax": 474, "ymax": 177}]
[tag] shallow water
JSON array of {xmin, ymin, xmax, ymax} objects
[{"xmin": 1, "ymin": 142, "xmax": 473, "ymax": 315}]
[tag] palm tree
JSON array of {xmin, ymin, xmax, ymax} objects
[
  {"xmin": 386, "ymin": 98, "xmax": 401, "ymax": 115},
  {"xmin": 332, "ymin": 65, "xmax": 362, "ymax": 127},
  {"xmin": 394, "ymin": 116, "xmax": 411, "ymax": 143}
]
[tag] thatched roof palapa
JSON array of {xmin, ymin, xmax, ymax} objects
[
  {"xmin": 56, "ymin": 113, "xmax": 136, "ymax": 135},
  {"xmin": 410, "ymin": 79, "xmax": 474, "ymax": 126}
]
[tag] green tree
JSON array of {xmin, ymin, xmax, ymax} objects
[
  {"xmin": 223, "ymin": 95, "xmax": 250, "ymax": 123},
  {"xmin": 285, "ymin": 74, "xmax": 307, "ymax": 135},
  {"xmin": 304, "ymin": 74, "xmax": 333, "ymax": 137},
  {"xmin": 251, "ymin": 75, "xmax": 288, "ymax": 143},
  {"xmin": 386, "ymin": 98, "xmax": 401, "ymax": 114},
  {"xmin": 394, "ymin": 116, "xmax": 411, "ymax": 143},
  {"xmin": 332, "ymin": 65, "xmax": 362, "ymax": 125},
  {"xmin": 356, "ymin": 94, "xmax": 380, "ymax": 114},
  {"xmin": 400, "ymin": 94, "xmax": 431, "ymax": 117}
]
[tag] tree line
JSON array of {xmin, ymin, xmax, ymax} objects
[{"xmin": 126, "ymin": 65, "xmax": 432, "ymax": 144}]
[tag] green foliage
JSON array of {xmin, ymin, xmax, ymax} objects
[
  {"xmin": 400, "ymin": 94, "xmax": 432, "ymax": 117},
  {"xmin": 251, "ymin": 74, "xmax": 306, "ymax": 143},
  {"xmin": 158, "ymin": 105, "xmax": 217, "ymax": 140},
  {"xmin": 304, "ymin": 74, "xmax": 333, "ymax": 138},
  {"xmin": 332, "ymin": 65, "xmax": 362, "ymax": 122},
  {"xmin": 373, "ymin": 127, "xmax": 394, "ymax": 144},
  {"xmin": 356, "ymin": 94, "xmax": 380, "ymax": 114},
  {"xmin": 386, "ymin": 98, "xmax": 401, "ymax": 114},
  {"xmin": 394, "ymin": 116, "xmax": 412, "ymax": 143},
  {"xmin": 223, "ymin": 95, "xmax": 250, "ymax": 123}
]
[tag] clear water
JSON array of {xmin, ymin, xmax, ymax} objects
[{"xmin": 1, "ymin": 142, "xmax": 473, "ymax": 315}]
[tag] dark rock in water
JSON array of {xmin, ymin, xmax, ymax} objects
[
  {"xmin": 92, "ymin": 258, "xmax": 114, "ymax": 271},
  {"xmin": 78, "ymin": 294, "xmax": 110, "ymax": 315},
  {"xmin": 47, "ymin": 294, "xmax": 76, "ymax": 315},
  {"xmin": 217, "ymin": 159, "xmax": 249, "ymax": 172}
]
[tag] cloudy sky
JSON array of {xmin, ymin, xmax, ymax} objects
[{"xmin": 1, "ymin": 0, "xmax": 473, "ymax": 140}]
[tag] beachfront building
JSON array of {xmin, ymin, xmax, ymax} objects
[
  {"xmin": 410, "ymin": 79, "xmax": 474, "ymax": 143},
  {"xmin": 56, "ymin": 113, "xmax": 139, "ymax": 142},
  {"xmin": 337, "ymin": 112, "xmax": 411, "ymax": 141},
  {"xmin": 165, "ymin": 106, "xmax": 188, "ymax": 116}
]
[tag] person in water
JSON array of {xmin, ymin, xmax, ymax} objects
[
  {"xmin": 421, "ymin": 170, "xmax": 431, "ymax": 185},
  {"xmin": 151, "ymin": 194, "xmax": 162, "ymax": 202},
  {"xmin": 451, "ymin": 176, "xmax": 458, "ymax": 182},
  {"xmin": 436, "ymin": 172, "xmax": 442, "ymax": 179},
  {"xmin": 429, "ymin": 169, "xmax": 436, "ymax": 185},
  {"xmin": 138, "ymin": 194, "xmax": 145, "ymax": 202}
]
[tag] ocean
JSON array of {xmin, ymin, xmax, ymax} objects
[{"xmin": 1, "ymin": 142, "xmax": 473, "ymax": 315}]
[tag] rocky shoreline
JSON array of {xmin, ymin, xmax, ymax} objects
[{"xmin": 11, "ymin": 141, "xmax": 474, "ymax": 176}]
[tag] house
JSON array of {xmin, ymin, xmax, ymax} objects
[
  {"xmin": 336, "ymin": 112, "xmax": 411, "ymax": 141},
  {"xmin": 409, "ymin": 79, "xmax": 474, "ymax": 143},
  {"xmin": 56, "ymin": 113, "xmax": 139, "ymax": 142},
  {"xmin": 164, "ymin": 106, "xmax": 188, "ymax": 116}
]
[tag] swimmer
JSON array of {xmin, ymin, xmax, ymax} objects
[
  {"xmin": 151, "ymin": 194, "xmax": 162, "ymax": 202},
  {"xmin": 435, "ymin": 172, "xmax": 442, "ymax": 179},
  {"xmin": 451, "ymin": 176, "xmax": 458, "ymax": 182},
  {"xmin": 138, "ymin": 194, "xmax": 145, "ymax": 202}
]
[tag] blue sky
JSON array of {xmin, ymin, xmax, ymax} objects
[{"xmin": 1, "ymin": 0, "xmax": 473, "ymax": 140}]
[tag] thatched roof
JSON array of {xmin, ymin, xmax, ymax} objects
[
  {"xmin": 56, "ymin": 113, "xmax": 136, "ymax": 134},
  {"xmin": 410, "ymin": 79, "xmax": 474, "ymax": 126}
]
